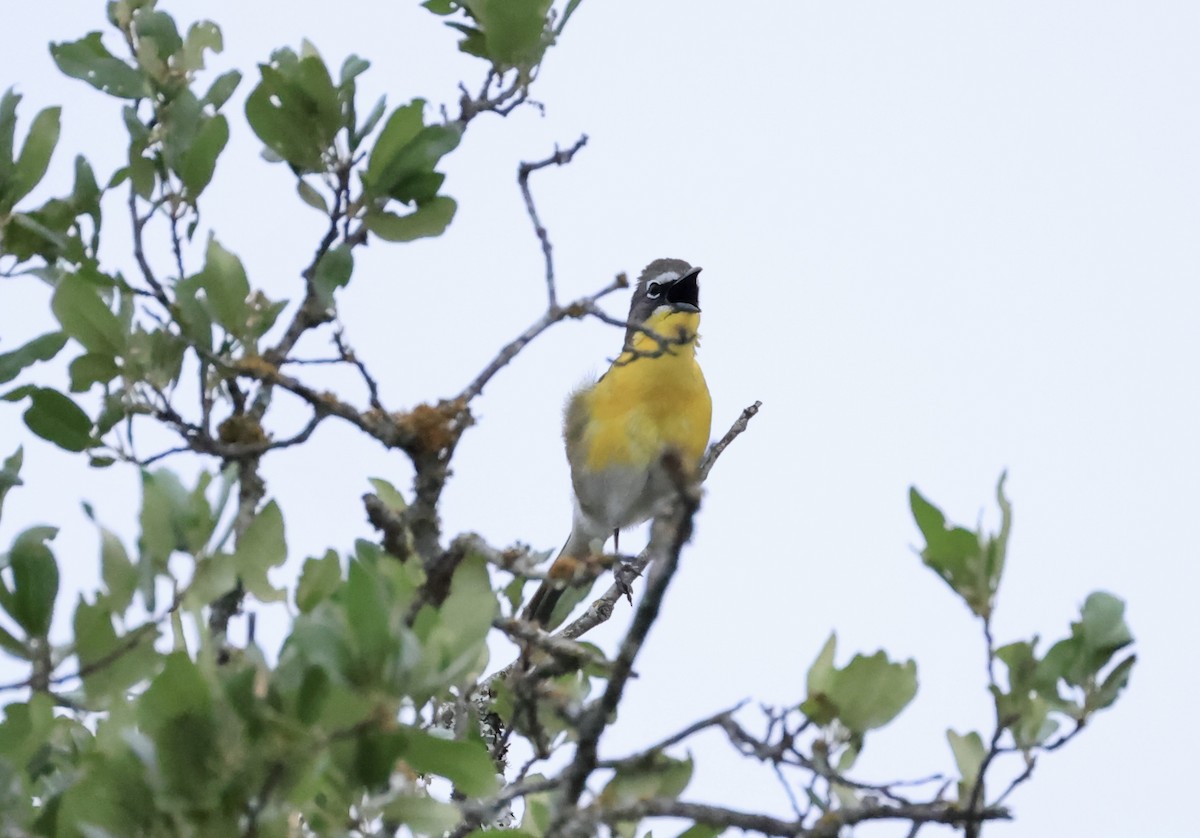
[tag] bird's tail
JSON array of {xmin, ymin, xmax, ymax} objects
[
  {"xmin": 522, "ymin": 525, "xmax": 599, "ymax": 627},
  {"xmin": 522, "ymin": 576, "xmax": 564, "ymax": 628}
]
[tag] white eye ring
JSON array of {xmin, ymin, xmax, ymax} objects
[{"xmin": 646, "ymin": 282, "xmax": 663, "ymax": 299}]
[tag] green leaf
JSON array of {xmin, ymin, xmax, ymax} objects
[
  {"xmin": 448, "ymin": 23, "xmax": 489, "ymax": 60},
  {"xmin": 0, "ymin": 332, "xmax": 68, "ymax": 385},
  {"xmin": 0, "ymin": 694, "xmax": 55, "ymax": 766},
  {"xmin": 180, "ymin": 20, "xmax": 223, "ymax": 72},
  {"xmin": 138, "ymin": 653, "xmax": 219, "ymax": 798},
  {"xmin": 132, "ymin": 8, "xmax": 183, "ymax": 64},
  {"xmin": 351, "ymin": 94, "xmax": 387, "ymax": 152},
  {"xmin": 137, "ymin": 468, "xmax": 200, "ymax": 604},
  {"xmin": 830, "ymin": 651, "xmax": 918, "ymax": 733},
  {"xmin": 365, "ymin": 196, "xmax": 457, "ymax": 242},
  {"xmin": 382, "ymin": 794, "xmax": 461, "ymax": 834},
  {"xmin": 159, "ymin": 88, "xmax": 203, "ymax": 175},
  {"xmin": 365, "ymin": 100, "xmax": 424, "ymax": 186},
  {"xmin": 409, "ymin": 553, "xmax": 496, "ymax": 698},
  {"xmin": 909, "ymin": 485, "xmax": 993, "ymax": 618},
  {"xmin": 68, "ymin": 352, "xmax": 120, "ymax": 392},
  {"xmin": 296, "ymin": 549, "xmax": 342, "ymax": 613},
  {"xmin": 173, "ymin": 273, "xmax": 213, "ymax": 350},
  {"xmin": 0, "ymin": 447, "xmax": 22, "ymax": 522},
  {"xmin": 22, "ymin": 388, "xmax": 94, "ymax": 452},
  {"xmin": 128, "ymin": 151, "xmax": 155, "ymax": 199},
  {"xmin": 2, "ymin": 526, "xmax": 59, "ymax": 637},
  {"xmin": 122, "ymin": 103, "xmax": 151, "ymax": 145},
  {"xmin": 599, "ymin": 754, "xmax": 693, "ymax": 807},
  {"xmin": 472, "ymin": 0, "xmax": 553, "ymax": 69},
  {"xmin": 339, "ymin": 54, "xmax": 370, "ymax": 86},
  {"xmin": 1078, "ymin": 591, "xmax": 1133, "ymax": 657},
  {"xmin": 244, "ymin": 50, "xmax": 342, "ymax": 171},
  {"xmin": 50, "ymin": 33, "xmax": 146, "ymax": 99},
  {"xmin": 558, "ymin": 0, "xmax": 584, "ymax": 34},
  {"xmin": 2, "ymin": 105, "xmax": 61, "ymax": 211},
  {"xmin": 183, "ymin": 551, "xmax": 237, "ymax": 610},
  {"xmin": 51, "ymin": 273, "xmax": 125, "ymax": 356},
  {"xmin": 398, "ymin": 727, "xmax": 498, "ymax": 796},
  {"xmin": 0, "ymin": 621, "xmax": 28, "ymax": 659},
  {"xmin": 343, "ymin": 557, "xmax": 393, "ymax": 679},
  {"xmin": 947, "ymin": 729, "xmax": 986, "ymax": 802},
  {"xmin": 805, "ymin": 633, "xmax": 837, "ymax": 698},
  {"xmin": 800, "ymin": 634, "xmax": 918, "ymax": 734},
  {"xmin": 0, "ymin": 89, "xmax": 17, "ymax": 184},
  {"xmin": 312, "ymin": 243, "xmax": 353, "ymax": 308},
  {"xmin": 1035, "ymin": 592, "xmax": 1136, "ymax": 694},
  {"xmin": 52, "ymin": 741, "xmax": 156, "ymax": 836},
  {"xmin": 73, "ymin": 599, "xmax": 158, "ymax": 701},
  {"xmin": 100, "ymin": 527, "xmax": 137, "ymax": 613},
  {"xmin": 676, "ymin": 826, "xmax": 722, "ymax": 838},
  {"xmin": 197, "ymin": 236, "xmax": 251, "ymax": 339},
  {"xmin": 296, "ymin": 178, "xmax": 328, "ymax": 213},
  {"xmin": 368, "ymin": 477, "xmax": 408, "ymax": 513},
  {"xmin": 245, "ymin": 290, "xmax": 287, "ymax": 339},
  {"xmin": 367, "ymin": 122, "xmax": 461, "ymax": 202},
  {"xmin": 234, "ymin": 500, "xmax": 287, "ymax": 602},
  {"xmin": 177, "ymin": 113, "xmax": 228, "ymax": 198},
  {"xmin": 1090, "ymin": 653, "xmax": 1135, "ymax": 711},
  {"xmin": 202, "ymin": 69, "xmax": 242, "ymax": 110}
]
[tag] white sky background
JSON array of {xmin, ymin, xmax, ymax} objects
[{"xmin": 2, "ymin": 1, "xmax": 1198, "ymax": 835}]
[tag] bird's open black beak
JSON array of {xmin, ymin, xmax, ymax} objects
[{"xmin": 667, "ymin": 267, "xmax": 701, "ymax": 312}]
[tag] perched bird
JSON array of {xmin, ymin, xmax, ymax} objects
[{"xmin": 523, "ymin": 258, "xmax": 713, "ymax": 627}]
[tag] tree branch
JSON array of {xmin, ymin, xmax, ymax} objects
[
  {"xmin": 590, "ymin": 797, "xmax": 1010, "ymax": 837},
  {"xmin": 517, "ymin": 135, "xmax": 589, "ymax": 309}
]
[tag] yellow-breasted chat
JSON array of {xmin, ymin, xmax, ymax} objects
[{"xmin": 524, "ymin": 258, "xmax": 713, "ymax": 627}]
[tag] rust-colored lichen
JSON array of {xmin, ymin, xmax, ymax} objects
[{"xmin": 393, "ymin": 399, "xmax": 468, "ymax": 457}]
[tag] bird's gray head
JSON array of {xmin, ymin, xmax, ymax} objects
[{"xmin": 625, "ymin": 258, "xmax": 702, "ymax": 347}]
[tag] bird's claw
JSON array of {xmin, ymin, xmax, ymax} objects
[{"xmin": 615, "ymin": 562, "xmax": 642, "ymax": 605}]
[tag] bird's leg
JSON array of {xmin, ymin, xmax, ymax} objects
[{"xmin": 610, "ymin": 528, "xmax": 640, "ymax": 604}]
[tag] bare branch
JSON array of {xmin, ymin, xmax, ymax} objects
[
  {"xmin": 128, "ymin": 184, "xmax": 170, "ymax": 307},
  {"xmin": 333, "ymin": 328, "xmax": 383, "ymax": 412},
  {"xmin": 456, "ymin": 275, "xmax": 626, "ymax": 404},
  {"xmin": 517, "ymin": 135, "xmax": 589, "ymax": 308},
  {"xmin": 455, "ymin": 69, "xmax": 536, "ymax": 127},
  {"xmin": 493, "ymin": 618, "xmax": 613, "ymax": 673},
  {"xmin": 597, "ymin": 702, "xmax": 748, "ymax": 770},
  {"xmin": 700, "ymin": 399, "xmax": 762, "ymax": 480},
  {"xmin": 589, "ymin": 797, "xmax": 1010, "ymax": 837}
]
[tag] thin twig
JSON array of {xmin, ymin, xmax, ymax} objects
[
  {"xmin": 596, "ymin": 702, "xmax": 748, "ymax": 769},
  {"xmin": 128, "ymin": 184, "xmax": 169, "ymax": 306},
  {"xmin": 456, "ymin": 276, "xmax": 626, "ymax": 404},
  {"xmin": 333, "ymin": 328, "xmax": 383, "ymax": 411},
  {"xmin": 700, "ymin": 400, "xmax": 762, "ymax": 480},
  {"xmin": 0, "ymin": 593, "xmax": 179, "ymax": 694},
  {"xmin": 517, "ymin": 135, "xmax": 589, "ymax": 309}
]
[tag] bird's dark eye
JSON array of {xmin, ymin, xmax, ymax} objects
[{"xmin": 646, "ymin": 282, "xmax": 663, "ymax": 299}]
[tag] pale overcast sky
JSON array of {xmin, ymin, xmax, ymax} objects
[{"xmin": 2, "ymin": 2, "xmax": 1198, "ymax": 836}]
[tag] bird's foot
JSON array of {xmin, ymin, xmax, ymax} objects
[{"xmin": 614, "ymin": 562, "xmax": 642, "ymax": 605}]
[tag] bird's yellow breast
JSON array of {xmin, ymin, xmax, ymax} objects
[{"xmin": 575, "ymin": 310, "xmax": 712, "ymax": 472}]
